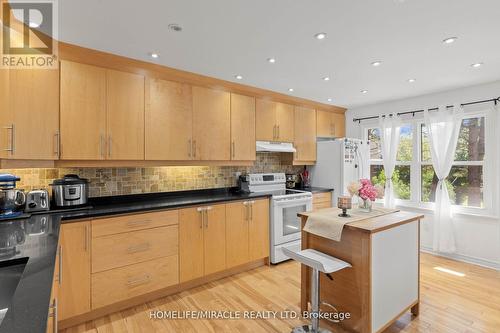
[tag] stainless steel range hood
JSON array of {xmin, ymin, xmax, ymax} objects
[{"xmin": 256, "ymin": 141, "xmax": 296, "ymax": 153}]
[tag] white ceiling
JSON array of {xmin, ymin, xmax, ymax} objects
[{"xmin": 58, "ymin": 0, "xmax": 500, "ymax": 108}]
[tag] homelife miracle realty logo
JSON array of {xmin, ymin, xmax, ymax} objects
[{"xmin": 1, "ymin": 0, "xmax": 58, "ymax": 69}]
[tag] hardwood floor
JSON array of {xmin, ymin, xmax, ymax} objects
[{"xmin": 62, "ymin": 253, "xmax": 500, "ymax": 333}]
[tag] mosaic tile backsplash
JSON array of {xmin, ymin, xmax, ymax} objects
[{"xmin": 3, "ymin": 153, "xmax": 303, "ymax": 197}]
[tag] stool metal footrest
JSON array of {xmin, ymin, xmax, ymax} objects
[{"xmin": 291, "ymin": 324, "xmax": 332, "ymax": 333}]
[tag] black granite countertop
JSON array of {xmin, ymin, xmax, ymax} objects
[{"xmin": 0, "ymin": 187, "xmax": 272, "ymax": 333}]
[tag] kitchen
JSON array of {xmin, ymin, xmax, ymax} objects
[{"xmin": 1, "ymin": 1, "xmax": 500, "ymax": 333}]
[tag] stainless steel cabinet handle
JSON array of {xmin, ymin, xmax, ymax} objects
[
  {"xmin": 127, "ymin": 242, "xmax": 151, "ymax": 254},
  {"xmin": 231, "ymin": 141, "xmax": 235, "ymax": 159},
  {"xmin": 272, "ymin": 125, "xmax": 276, "ymax": 140},
  {"xmin": 100, "ymin": 134, "xmax": 105, "ymax": 158},
  {"xmin": 127, "ymin": 274, "xmax": 151, "ymax": 287},
  {"xmin": 197, "ymin": 207, "xmax": 205, "ymax": 228},
  {"xmin": 54, "ymin": 132, "xmax": 60, "ymax": 157},
  {"xmin": 108, "ymin": 136, "xmax": 112, "ymax": 158},
  {"xmin": 277, "ymin": 125, "xmax": 280, "ymax": 139},
  {"xmin": 58, "ymin": 245, "xmax": 62, "ymax": 285},
  {"xmin": 3, "ymin": 124, "xmax": 14, "ymax": 154},
  {"xmin": 188, "ymin": 139, "xmax": 192, "ymax": 158},
  {"xmin": 192, "ymin": 140, "xmax": 197, "ymax": 158}
]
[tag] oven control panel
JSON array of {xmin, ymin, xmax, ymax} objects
[{"xmin": 248, "ymin": 173, "xmax": 286, "ymax": 185}]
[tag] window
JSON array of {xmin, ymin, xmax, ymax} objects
[
  {"xmin": 365, "ymin": 115, "xmax": 487, "ymax": 209},
  {"xmin": 367, "ymin": 125, "xmax": 412, "ymax": 200}
]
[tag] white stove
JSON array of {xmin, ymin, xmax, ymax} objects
[{"xmin": 240, "ymin": 173, "xmax": 312, "ymax": 263}]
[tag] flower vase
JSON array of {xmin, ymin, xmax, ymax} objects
[{"xmin": 359, "ymin": 198, "xmax": 373, "ymax": 213}]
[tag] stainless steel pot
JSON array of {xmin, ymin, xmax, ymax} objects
[
  {"xmin": 50, "ymin": 174, "xmax": 89, "ymax": 207},
  {"xmin": 0, "ymin": 189, "xmax": 26, "ymax": 215}
]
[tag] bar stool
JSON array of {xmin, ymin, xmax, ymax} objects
[{"xmin": 282, "ymin": 248, "xmax": 351, "ymax": 333}]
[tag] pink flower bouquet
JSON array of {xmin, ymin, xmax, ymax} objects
[{"xmin": 347, "ymin": 179, "xmax": 384, "ymax": 201}]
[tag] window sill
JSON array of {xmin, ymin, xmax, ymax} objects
[{"xmin": 388, "ymin": 201, "xmax": 499, "ymax": 220}]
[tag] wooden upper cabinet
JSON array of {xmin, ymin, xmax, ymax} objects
[
  {"xmin": 331, "ymin": 112, "xmax": 346, "ymax": 137},
  {"xmin": 2, "ymin": 69, "xmax": 59, "ymax": 160},
  {"xmin": 256, "ymin": 99, "xmax": 294, "ymax": 142},
  {"xmin": 230, "ymin": 93, "xmax": 255, "ymax": 161},
  {"xmin": 0, "ymin": 69, "xmax": 10, "ymax": 159},
  {"xmin": 106, "ymin": 70, "xmax": 145, "ymax": 160},
  {"xmin": 146, "ymin": 78, "xmax": 192, "ymax": 160},
  {"xmin": 59, "ymin": 221, "xmax": 91, "ymax": 320},
  {"xmin": 316, "ymin": 110, "xmax": 345, "ymax": 138},
  {"xmin": 192, "ymin": 87, "xmax": 230, "ymax": 160},
  {"xmin": 60, "ymin": 61, "xmax": 106, "ymax": 160},
  {"xmin": 255, "ymin": 99, "xmax": 276, "ymax": 141},
  {"xmin": 294, "ymin": 106, "xmax": 317, "ymax": 162},
  {"xmin": 275, "ymin": 102, "xmax": 294, "ymax": 142}
]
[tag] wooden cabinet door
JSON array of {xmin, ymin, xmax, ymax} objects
[
  {"xmin": 255, "ymin": 99, "xmax": 276, "ymax": 141},
  {"xmin": 316, "ymin": 110, "xmax": 334, "ymax": 137},
  {"xmin": 146, "ymin": 78, "xmax": 192, "ymax": 160},
  {"xmin": 7, "ymin": 69, "xmax": 59, "ymax": 160},
  {"xmin": 60, "ymin": 61, "xmax": 106, "ymax": 160},
  {"xmin": 294, "ymin": 106, "xmax": 317, "ymax": 162},
  {"xmin": 59, "ymin": 221, "xmax": 91, "ymax": 320},
  {"xmin": 0, "ymin": 69, "xmax": 9, "ymax": 159},
  {"xmin": 179, "ymin": 207, "xmax": 204, "ymax": 282},
  {"xmin": 275, "ymin": 102, "xmax": 294, "ymax": 142},
  {"xmin": 230, "ymin": 93, "xmax": 255, "ymax": 160},
  {"xmin": 203, "ymin": 204, "xmax": 226, "ymax": 275},
  {"xmin": 106, "ymin": 69, "xmax": 145, "ymax": 160},
  {"xmin": 331, "ymin": 113, "xmax": 346, "ymax": 137},
  {"xmin": 248, "ymin": 199, "xmax": 270, "ymax": 261},
  {"xmin": 225, "ymin": 201, "xmax": 249, "ymax": 268},
  {"xmin": 192, "ymin": 87, "xmax": 230, "ymax": 160}
]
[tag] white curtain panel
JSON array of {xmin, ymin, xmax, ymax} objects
[
  {"xmin": 379, "ymin": 115, "xmax": 401, "ymax": 208},
  {"xmin": 424, "ymin": 104, "xmax": 464, "ymax": 253}
]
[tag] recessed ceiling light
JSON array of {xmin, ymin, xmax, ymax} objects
[
  {"xmin": 327, "ymin": 98, "xmax": 332, "ymax": 102},
  {"xmin": 314, "ymin": 32, "xmax": 327, "ymax": 40},
  {"xmin": 267, "ymin": 58, "xmax": 276, "ymax": 63},
  {"xmin": 361, "ymin": 90, "xmax": 368, "ymax": 94},
  {"xmin": 471, "ymin": 62, "xmax": 483, "ymax": 68},
  {"xmin": 322, "ymin": 76, "xmax": 330, "ymax": 81},
  {"xmin": 235, "ymin": 75, "xmax": 243, "ymax": 80},
  {"xmin": 168, "ymin": 23, "xmax": 182, "ymax": 32},
  {"xmin": 407, "ymin": 78, "xmax": 416, "ymax": 83},
  {"xmin": 29, "ymin": 21, "xmax": 40, "ymax": 28},
  {"xmin": 288, "ymin": 88, "xmax": 294, "ymax": 92},
  {"xmin": 150, "ymin": 53, "xmax": 159, "ymax": 59},
  {"xmin": 371, "ymin": 61, "xmax": 382, "ymax": 67},
  {"xmin": 442, "ymin": 37, "xmax": 458, "ymax": 44}
]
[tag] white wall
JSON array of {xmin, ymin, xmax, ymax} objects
[{"xmin": 346, "ymin": 80, "xmax": 500, "ymax": 270}]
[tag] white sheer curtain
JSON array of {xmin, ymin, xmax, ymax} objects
[
  {"xmin": 424, "ymin": 104, "xmax": 464, "ymax": 253},
  {"xmin": 379, "ymin": 115, "xmax": 401, "ymax": 208}
]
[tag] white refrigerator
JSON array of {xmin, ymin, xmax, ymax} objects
[{"xmin": 310, "ymin": 138, "xmax": 370, "ymax": 204}]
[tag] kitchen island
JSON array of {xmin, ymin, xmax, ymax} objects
[{"xmin": 298, "ymin": 210, "xmax": 424, "ymax": 333}]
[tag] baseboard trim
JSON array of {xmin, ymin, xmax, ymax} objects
[{"xmin": 421, "ymin": 247, "xmax": 499, "ymax": 270}]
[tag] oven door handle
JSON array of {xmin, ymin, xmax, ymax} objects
[{"xmin": 273, "ymin": 198, "xmax": 312, "ymax": 206}]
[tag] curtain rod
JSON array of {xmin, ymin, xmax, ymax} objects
[{"xmin": 352, "ymin": 96, "xmax": 500, "ymax": 123}]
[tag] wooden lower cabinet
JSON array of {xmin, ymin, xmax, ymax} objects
[
  {"xmin": 312, "ymin": 191, "xmax": 333, "ymax": 210},
  {"xmin": 58, "ymin": 201, "xmax": 269, "ymax": 325},
  {"xmin": 46, "ymin": 241, "xmax": 60, "ymax": 333},
  {"xmin": 92, "ymin": 255, "xmax": 179, "ymax": 308},
  {"xmin": 226, "ymin": 199, "xmax": 269, "ymax": 268},
  {"xmin": 179, "ymin": 204, "xmax": 227, "ymax": 281},
  {"xmin": 59, "ymin": 221, "xmax": 91, "ymax": 321}
]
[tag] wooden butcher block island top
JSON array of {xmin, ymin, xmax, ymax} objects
[
  {"xmin": 298, "ymin": 209, "xmax": 424, "ymax": 333},
  {"xmin": 299, "ymin": 210, "xmax": 424, "ymax": 233}
]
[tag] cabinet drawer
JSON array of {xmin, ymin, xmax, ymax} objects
[
  {"xmin": 92, "ymin": 225, "xmax": 178, "ymax": 273},
  {"xmin": 91, "ymin": 255, "xmax": 179, "ymax": 309},
  {"xmin": 92, "ymin": 210, "xmax": 178, "ymax": 237},
  {"xmin": 312, "ymin": 192, "xmax": 332, "ymax": 204},
  {"xmin": 313, "ymin": 201, "xmax": 332, "ymax": 210}
]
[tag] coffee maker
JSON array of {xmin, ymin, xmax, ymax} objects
[{"xmin": 0, "ymin": 174, "xmax": 26, "ymax": 219}]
